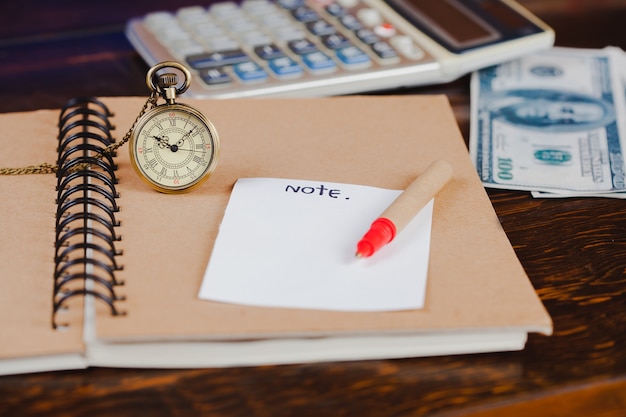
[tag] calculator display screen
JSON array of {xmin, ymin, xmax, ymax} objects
[{"xmin": 385, "ymin": 0, "xmax": 544, "ymax": 53}]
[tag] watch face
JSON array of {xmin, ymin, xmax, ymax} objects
[{"xmin": 130, "ymin": 104, "xmax": 219, "ymax": 192}]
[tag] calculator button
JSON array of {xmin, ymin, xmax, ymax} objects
[
  {"xmin": 204, "ymin": 36, "xmax": 240, "ymax": 52},
  {"xmin": 337, "ymin": 0, "xmax": 359, "ymax": 8},
  {"xmin": 288, "ymin": 39, "xmax": 319, "ymax": 55},
  {"xmin": 301, "ymin": 51, "xmax": 337, "ymax": 73},
  {"xmin": 233, "ymin": 61, "xmax": 268, "ymax": 82},
  {"xmin": 276, "ymin": 0, "xmax": 306, "ymax": 10},
  {"xmin": 374, "ymin": 23, "xmax": 396, "ymax": 38},
  {"xmin": 255, "ymin": 44, "xmax": 285, "ymax": 60},
  {"xmin": 198, "ymin": 68, "xmax": 232, "ymax": 85},
  {"xmin": 291, "ymin": 6, "xmax": 319, "ymax": 22},
  {"xmin": 306, "ymin": 19, "xmax": 337, "ymax": 36},
  {"xmin": 226, "ymin": 18, "xmax": 258, "ymax": 33},
  {"xmin": 186, "ymin": 49, "xmax": 250, "ymax": 69},
  {"xmin": 390, "ymin": 36, "xmax": 425, "ymax": 60},
  {"xmin": 241, "ymin": 32, "xmax": 273, "ymax": 47},
  {"xmin": 335, "ymin": 46, "xmax": 371, "ymax": 68},
  {"xmin": 370, "ymin": 41, "xmax": 398, "ymax": 61},
  {"xmin": 144, "ymin": 12, "xmax": 175, "ymax": 32},
  {"xmin": 354, "ymin": 28, "xmax": 380, "ymax": 45},
  {"xmin": 325, "ymin": 3, "xmax": 347, "ymax": 17},
  {"xmin": 242, "ymin": 0, "xmax": 275, "ymax": 13},
  {"xmin": 339, "ymin": 15, "xmax": 362, "ymax": 31},
  {"xmin": 158, "ymin": 27, "xmax": 193, "ymax": 44},
  {"xmin": 173, "ymin": 43, "xmax": 205, "ymax": 59},
  {"xmin": 193, "ymin": 22, "xmax": 225, "ymax": 38},
  {"xmin": 321, "ymin": 33, "xmax": 352, "ymax": 50},
  {"xmin": 274, "ymin": 27, "xmax": 307, "ymax": 41},
  {"xmin": 177, "ymin": 7, "xmax": 209, "ymax": 24},
  {"xmin": 268, "ymin": 56, "xmax": 304, "ymax": 77},
  {"xmin": 260, "ymin": 13, "xmax": 292, "ymax": 27},
  {"xmin": 357, "ymin": 8, "xmax": 382, "ymax": 27},
  {"xmin": 310, "ymin": 0, "xmax": 335, "ymax": 6},
  {"xmin": 209, "ymin": 2, "xmax": 241, "ymax": 18}
]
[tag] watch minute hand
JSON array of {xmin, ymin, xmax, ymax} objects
[{"xmin": 176, "ymin": 128, "xmax": 195, "ymax": 146}]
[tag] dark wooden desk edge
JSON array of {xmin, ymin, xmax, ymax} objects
[
  {"xmin": 459, "ymin": 377, "xmax": 626, "ymax": 417},
  {"xmin": 1, "ymin": 2, "xmax": 626, "ymax": 416}
]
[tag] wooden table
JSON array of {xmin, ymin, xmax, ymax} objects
[{"xmin": 1, "ymin": 1, "xmax": 625, "ymax": 416}]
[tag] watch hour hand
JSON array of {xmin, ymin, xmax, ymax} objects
[{"xmin": 151, "ymin": 135, "xmax": 171, "ymax": 150}]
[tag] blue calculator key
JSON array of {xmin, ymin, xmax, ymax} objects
[
  {"xmin": 355, "ymin": 28, "xmax": 380, "ymax": 45},
  {"xmin": 321, "ymin": 33, "xmax": 352, "ymax": 50},
  {"xmin": 371, "ymin": 41, "xmax": 398, "ymax": 60},
  {"xmin": 288, "ymin": 39, "xmax": 318, "ymax": 55},
  {"xmin": 233, "ymin": 61, "xmax": 268, "ymax": 82},
  {"xmin": 306, "ymin": 19, "xmax": 336, "ymax": 36},
  {"xmin": 336, "ymin": 46, "xmax": 371, "ymax": 67},
  {"xmin": 255, "ymin": 44, "xmax": 285, "ymax": 60},
  {"xmin": 268, "ymin": 56, "xmax": 304, "ymax": 77},
  {"xmin": 186, "ymin": 50, "xmax": 250, "ymax": 69},
  {"xmin": 339, "ymin": 15, "xmax": 362, "ymax": 31},
  {"xmin": 325, "ymin": 3, "xmax": 347, "ymax": 17},
  {"xmin": 301, "ymin": 51, "xmax": 337, "ymax": 72},
  {"xmin": 291, "ymin": 6, "xmax": 319, "ymax": 22},
  {"xmin": 198, "ymin": 68, "xmax": 232, "ymax": 85},
  {"xmin": 276, "ymin": 0, "xmax": 306, "ymax": 10}
]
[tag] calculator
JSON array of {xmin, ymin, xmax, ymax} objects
[{"xmin": 125, "ymin": 0, "xmax": 554, "ymax": 98}]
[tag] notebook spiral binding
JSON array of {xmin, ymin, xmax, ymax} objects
[{"xmin": 53, "ymin": 97, "xmax": 126, "ymax": 329}]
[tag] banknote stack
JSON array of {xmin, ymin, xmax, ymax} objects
[{"xmin": 470, "ymin": 46, "xmax": 626, "ymax": 198}]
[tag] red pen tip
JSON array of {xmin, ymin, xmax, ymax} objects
[
  {"xmin": 355, "ymin": 218, "xmax": 395, "ymax": 258},
  {"xmin": 355, "ymin": 240, "xmax": 374, "ymax": 258}
]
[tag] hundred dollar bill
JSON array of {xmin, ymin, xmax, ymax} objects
[
  {"xmin": 470, "ymin": 47, "xmax": 626, "ymax": 195},
  {"xmin": 531, "ymin": 190, "xmax": 626, "ymax": 198}
]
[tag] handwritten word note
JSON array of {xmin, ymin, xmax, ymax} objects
[{"xmin": 198, "ymin": 178, "xmax": 434, "ymax": 311}]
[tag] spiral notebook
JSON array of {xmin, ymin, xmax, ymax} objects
[{"xmin": 0, "ymin": 95, "xmax": 552, "ymax": 376}]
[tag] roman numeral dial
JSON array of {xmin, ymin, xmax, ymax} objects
[{"xmin": 129, "ymin": 103, "xmax": 219, "ymax": 193}]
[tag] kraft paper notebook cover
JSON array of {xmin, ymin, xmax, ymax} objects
[{"xmin": 0, "ymin": 95, "xmax": 552, "ymax": 375}]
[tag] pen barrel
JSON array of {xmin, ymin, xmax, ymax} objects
[{"xmin": 380, "ymin": 160, "xmax": 453, "ymax": 232}]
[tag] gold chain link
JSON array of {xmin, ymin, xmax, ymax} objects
[{"xmin": 0, "ymin": 93, "xmax": 159, "ymax": 175}]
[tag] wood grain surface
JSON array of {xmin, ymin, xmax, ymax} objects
[{"xmin": 1, "ymin": 1, "xmax": 625, "ymax": 416}]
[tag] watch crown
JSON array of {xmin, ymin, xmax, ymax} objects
[
  {"xmin": 158, "ymin": 73, "xmax": 179, "ymax": 88},
  {"xmin": 157, "ymin": 72, "xmax": 179, "ymax": 104}
]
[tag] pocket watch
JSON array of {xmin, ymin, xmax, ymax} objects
[{"xmin": 129, "ymin": 61, "xmax": 220, "ymax": 193}]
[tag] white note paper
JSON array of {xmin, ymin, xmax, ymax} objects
[{"xmin": 198, "ymin": 178, "xmax": 434, "ymax": 311}]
